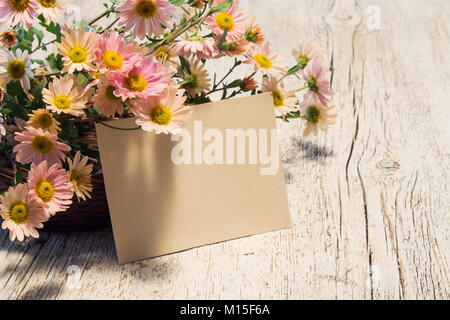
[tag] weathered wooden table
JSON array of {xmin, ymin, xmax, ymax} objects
[{"xmin": 1, "ymin": 0, "xmax": 449, "ymax": 299}]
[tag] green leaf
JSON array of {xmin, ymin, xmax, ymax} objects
[
  {"xmin": 286, "ymin": 64, "xmax": 301, "ymax": 76},
  {"xmin": 31, "ymin": 27, "xmax": 44, "ymax": 47},
  {"xmin": 32, "ymin": 81, "xmax": 46, "ymax": 101},
  {"xmin": 31, "ymin": 59, "xmax": 44, "ymax": 64},
  {"xmin": 0, "ymin": 108, "xmax": 12, "ymax": 115},
  {"xmin": 178, "ymin": 55, "xmax": 191, "ymax": 73},
  {"xmin": 211, "ymin": 0, "xmax": 233, "ymax": 13},
  {"xmin": 60, "ymin": 119, "xmax": 79, "ymax": 140},
  {"xmin": 6, "ymin": 81, "xmax": 23, "ymax": 97},
  {"xmin": 37, "ymin": 13, "xmax": 46, "ymax": 24},
  {"xmin": 169, "ymin": 0, "xmax": 185, "ymax": 5},
  {"xmin": 221, "ymin": 86, "xmax": 227, "ymax": 99},
  {"xmin": 39, "ymin": 20, "xmax": 57, "ymax": 34},
  {"xmin": 227, "ymin": 79, "xmax": 241, "ymax": 88},
  {"xmin": 55, "ymin": 24, "xmax": 62, "ymax": 42},
  {"xmin": 46, "ymin": 53, "xmax": 63, "ymax": 71},
  {"xmin": 16, "ymin": 39, "xmax": 32, "ymax": 53},
  {"xmin": 192, "ymin": 92, "xmax": 212, "ymax": 105},
  {"xmin": 280, "ymin": 110, "xmax": 301, "ymax": 122},
  {"xmin": 217, "ymin": 28, "xmax": 228, "ymax": 47},
  {"xmin": 14, "ymin": 170, "xmax": 23, "ymax": 185},
  {"xmin": 77, "ymin": 73, "xmax": 88, "ymax": 85}
]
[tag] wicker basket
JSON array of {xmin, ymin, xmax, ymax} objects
[
  {"xmin": 0, "ymin": 120, "xmax": 112, "ymax": 232},
  {"xmin": 0, "ymin": 166, "xmax": 111, "ymax": 232}
]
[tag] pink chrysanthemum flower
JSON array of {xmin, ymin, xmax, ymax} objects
[
  {"xmin": 132, "ymin": 87, "xmax": 191, "ymax": 135},
  {"xmin": 173, "ymin": 33, "xmax": 217, "ymax": 60},
  {"xmin": 301, "ymin": 57, "xmax": 333, "ymax": 106},
  {"xmin": 0, "ymin": 0, "xmax": 39, "ymax": 29},
  {"xmin": 0, "ymin": 183, "xmax": 48, "ymax": 241},
  {"xmin": 261, "ymin": 75, "xmax": 297, "ymax": 116},
  {"xmin": 94, "ymin": 31, "xmax": 142, "ymax": 75},
  {"xmin": 28, "ymin": 160, "xmax": 73, "ymax": 215},
  {"xmin": 39, "ymin": 0, "xmax": 66, "ymax": 23},
  {"xmin": 13, "ymin": 126, "xmax": 71, "ymax": 166},
  {"xmin": 292, "ymin": 40, "xmax": 325, "ymax": 70},
  {"xmin": 244, "ymin": 42, "xmax": 285, "ymax": 76},
  {"xmin": 0, "ymin": 48, "xmax": 33, "ymax": 91},
  {"xmin": 116, "ymin": 0, "xmax": 177, "ymax": 40},
  {"xmin": 108, "ymin": 55, "xmax": 170, "ymax": 101},
  {"xmin": 299, "ymin": 95, "xmax": 337, "ymax": 137},
  {"xmin": 67, "ymin": 151, "xmax": 93, "ymax": 201},
  {"xmin": 92, "ymin": 76, "xmax": 124, "ymax": 118},
  {"xmin": 206, "ymin": 0, "xmax": 248, "ymax": 42}
]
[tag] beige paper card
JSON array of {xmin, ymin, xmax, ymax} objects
[{"xmin": 96, "ymin": 93, "xmax": 291, "ymax": 264}]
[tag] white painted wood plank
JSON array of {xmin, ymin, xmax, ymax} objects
[{"xmin": 0, "ymin": 0, "xmax": 449, "ymax": 300}]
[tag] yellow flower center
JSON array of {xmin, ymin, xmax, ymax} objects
[
  {"xmin": 297, "ymin": 54, "xmax": 310, "ymax": 69},
  {"xmin": 272, "ymin": 89, "xmax": 284, "ymax": 107},
  {"xmin": 31, "ymin": 135, "xmax": 54, "ymax": 154},
  {"xmin": 9, "ymin": 201, "xmax": 29, "ymax": 224},
  {"xmin": 104, "ymin": 85, "xmax": 120, "ymax": 101},
  {"xmin": 34, "ymin": 179, "xmax": 55, "ymax": 203},
  {"xmin": 53, "ymin": 94, "xmax": 72, "ymax": 110},
  {"xmin": 215, "ymin": 12, "xmax": 234, "ymax": 31},
  {"xmin": 7, "ymin": 59, "xmax": 26, "ymax": 79},
  {"xmin": 9, "ymin": 0, "xmax": 30, "ymax": 11},
  {"xmin": 134, "ymin": 0, "xmax": 158, "ymax": 18},
  {"xmin": 37, "ymin": 113, "xmax": 53, "ymax": 129},
  {"xmin": 306, "ymin": 75, "xmax": 319, "ymax": 93},
  {"xmin": 70, "ymin": 169, "xmax": 81, "ymax": 186},
  {"xmin": 69, "ymin": 45, "xmax": 88, "ymax": 63},
  {"xmin": 124, "ymin": 72, "xmax": 148, "ymax": 92},
  {"xmin": 92, "ymin": 72, "xmax": 104, "ymax": 79},
  {"xmin": 155, "ymin": 48, "xmax": 169, "ymax": 63},
  {"xmin": 150, "ymin": 105, "xmax": 172, "ymax": 126},
  {"xmin": 305, "ymin": 105, "xmax": 321, "ymax": 124},
  {"xmin": 101, "ymin": 50, "xmax": 124, "ymax": 71},
  {"xmin": 40, "ymin": 0, "xmax": 56, "ymax": 8},
  {"xmin": 253, "ymin": 53, "xmax": 272, "ymax": 69}
]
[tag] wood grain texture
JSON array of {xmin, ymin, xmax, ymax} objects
[{"xmin": 0, "ymin": 0, "xmax": 449, "ymax": 300}]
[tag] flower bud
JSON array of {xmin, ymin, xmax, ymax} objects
[{"xmin": 0, "ymin": 30, "xmax": 17, "ymax": 48}]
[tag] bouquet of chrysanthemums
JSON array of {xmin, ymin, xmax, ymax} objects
[{"xmin": 0, "ymin": 0, "xmax": 336, "ymax": 241}]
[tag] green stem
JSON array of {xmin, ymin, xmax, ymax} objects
[
  {"xmin": 277, "ymin": 73, "xmax": 289, "ymax": 83},
  {"xmin": 206, "ymin": 85, "xmax": 226, "ymax": 95},
  {"xmin": 221, "ymin": 36, "xmax": 245, "ymax": 47},
  {"xmin": 296, "ymin": 85, "xmax": 308, "ymax": 92},
  {"xmin": 103, "ymin": 17, "xmax": 119, "ymax": 32},
  {"xmin": 88, "ymin": 8, "xmax": 115, "ymax": 26},
  {"xmin": 150, "ymin": 5, "xmax": 213, "ymax": 54},
  {"xmin": 31, "ymin": 39, "xmax": 56, "ymax": 54},
  {"xmin": 207, "ymin": 59, "xmax": 240, "ymax": 95}
]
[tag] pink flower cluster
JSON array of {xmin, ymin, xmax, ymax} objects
[
  {"xmin": 95, "ymin": 31, "xmax": 170, "ymax": 102},
  {"xmin": 0, "ymin": 0, "xmax": 337, "ymax": 241}
]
